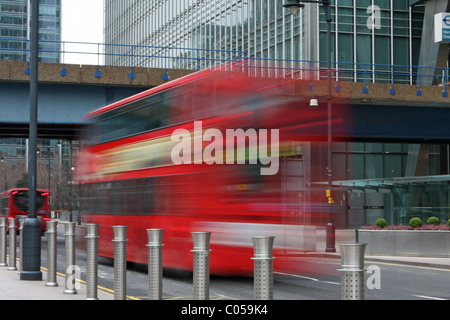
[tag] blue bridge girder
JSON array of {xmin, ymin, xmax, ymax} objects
[
  {"xmin": 0, "ymin": 79, "xmax": 449, "ymax": 143},
  {"xmin": 0, "ymin": 59, "xmax": 449, "ymax": 142},
  {"xmin": 307, "ymin": 103, "xmax": 450, "ymax": 144},
  {"xmin": 0, "ymin": 81, "xmax": 145, "ymax": 139}
]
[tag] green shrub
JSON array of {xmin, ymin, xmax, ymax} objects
[
  {"xmin": 426, "ymin": 216, "xmax": 440, "ymax": 225},
  {"xmin": 375, "ymin": 218, "xmax": 387, "ymax": 228},
  {"xmin": 409, "ymin": 217, "xmax": 423, "ymax": 228},
  {"xmin": 447, "ymin": 219, "xmax": 450, "ymax": 227}
]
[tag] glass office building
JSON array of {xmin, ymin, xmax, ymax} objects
[
  {"xmin": 0, "ymin": 138, "xmax": 78, "ymax": 210},
  {"xmin": 104, "ymin": 0, "xmax": 448, "ymax": 228},
  {"xmin": 0, "ymin": 0, "xmax": 61, "ymax": 62},
  {"xmin": 104, "ymin": 1, "xmax": 424, "ymax": 74}
]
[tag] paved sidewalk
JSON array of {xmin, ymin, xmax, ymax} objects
[{"xmin": 0, "ymin": 266, "xmax": 114, "ymax": 300}]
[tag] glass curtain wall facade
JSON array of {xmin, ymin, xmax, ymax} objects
[
  {"xmin": 38, "ymin": 0, "xmax": 61, "ymax": 62},
  {"xmin": 323, "ymin": 142, "xmax": 448, "ymax": 228},
  {"xmin": 0, "ymin": 0, "xmax": 61, "ymax": 62},
  {"xmin": 323, "ymin": 0, "xmax": 424, "ymax": 84},
  {"xmin": 104, "ymin": 0, "xmax": 307, "ymax": 69},
  {"xmin": 0, "ymin": 138, "xmax": 78, "ymax": 210},
  {"xmin": 104, "ymin": 0, "xmax": 424, "ymax": 79},
  {"xmin": 0, "ymin": 0, "xmax": 28, "ymax": 61},
  {"xmin": 103, "ymin": 1, "xmax": 449, "ymax": 228}
]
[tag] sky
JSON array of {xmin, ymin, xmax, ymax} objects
[{"xmin": 60, "ymin": 0, "xmax": 104, "ymax": 65}]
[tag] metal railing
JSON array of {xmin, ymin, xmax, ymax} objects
[
  {"xmin": 1, "ymin": 37, "xmax": 448, "ymax": 97},
  {"xmin": 0, "ymin": 37, "xmax": 246, "ymax": 77}
]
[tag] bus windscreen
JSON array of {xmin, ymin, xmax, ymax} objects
[{"xmin": 12, "ymin": 190, "xmax": 46, "ymax": 213}]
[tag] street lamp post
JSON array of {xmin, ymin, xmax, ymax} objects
[
  {"xmin": 21, "ymin": 0, "xmax": 42, "ymax": 281},
  {"xmin": 284, "ymin": 0, "xmax": 335, "ymax": 251}
]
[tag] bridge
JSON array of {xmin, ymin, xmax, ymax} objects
[
  {"xmin": 0, "ymin": 60, "xmax": 192, "ymax": 139},
  {"xmin": 0, "ymin": 54, "xmax": 449, "ymax": 142}
]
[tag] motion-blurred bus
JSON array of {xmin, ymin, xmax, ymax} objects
[{"xmin": 77, "ymin": 61, "xmax": 347, "ymax": 274}]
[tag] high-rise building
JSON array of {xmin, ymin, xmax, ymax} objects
[
  {"xmin": 104, "ymin": 1, "xmax": 425, "ymax": 76},
  {"xmin": 103, "ymin": 1, "xmax": 448, "ymax": 229},
  {"xmin": 0, "ymin": 0, "xmax": 63, "ymax": 206},
  {"xmin": 0, "ymin": 0, "xmax": 61, "ymax": 62}
]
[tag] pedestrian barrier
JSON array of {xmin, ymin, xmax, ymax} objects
[
  {"xmin": 191, "ymin": 232, "xmax": 212, "ymax": 300},
  {"xmin": 3, "ymin": 219, "xmax": 370, "ymax": 300},
  {"xmin": 1, "ymin": 37, "xmax": 449, "ymax": 99},
  {"xmin": 7, "ymin": 218, "xmax": 17, "ymax": 271},
  {"xmin": 326, "ymin": 223, "xmax": 336, "ymax": 253},
  {"xmin": 112, "ymin": 226, "xmax": 128, "ymax": 300},
  {"xmin": 146, "ymin": 229, "xmax": 164, "ymax": 300},
  {"xmin": 0, "ymin": 217, "xmax": 6, "ymax": 267},
  {"xmin": 251, "ymin": 236, "xmax": 275, "ymax": 300},
  {"xmin": 338, "ymin": 243, "xmax": 367, "ymax": 300},
  {"xmin": 85, "ymin": 224, "xmax": 99, "ymax": 300},
  {"xmin": 45, "ymin": 220, "xmax": 58, "ymax": 287},
  {"xmin": 63, "ymin": 222, "xmax": 77, "ymax": 294}
]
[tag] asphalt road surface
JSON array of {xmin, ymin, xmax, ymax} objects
[{"xmin": 37, "ymin": 226, "xmax": 450, "ymax": 301}]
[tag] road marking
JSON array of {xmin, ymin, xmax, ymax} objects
[
  {"xmin": 413, "ymin": 295, "xmax": 446, "ymax": 300},
  {"xmin": 40, "ymin": 266, "xmax": 141, "ymax": 300},
  {"xmin": 323, "ymin": 281, "xmax": 341, "ymax": 285},
  {"xmin": 212, "ymin": 295, "xmax": 239, "ymax": 300},
  {"xmin": 275, "ymin": 271, "xmax": 340, "ymax": 285},
  {"xmin": 276, "ymin": 272, "xmax": 319, "ymax": 281},
  {"xmin": 165, "ymin": 296, "xmax": 188, "ymax": 300},
  {"xmin": 365, "ymin": 260, "xmax": 450, "ymax": 272}
]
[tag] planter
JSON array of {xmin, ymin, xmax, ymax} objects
[{"xmin": 358, "ymin": 229, "xmax": 450, "ymax": 257}]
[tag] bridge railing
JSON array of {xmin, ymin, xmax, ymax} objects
[
  {"xmin": 0, "ymin": 37, "xmax": 448, "ymax": 97},
  {"xmin": 235, "ymin": 58, "xmax": 449, "ymax": 97},
  {"xmin": 0, "ymin": 37, "xmax": 246, "ymax": 76}
]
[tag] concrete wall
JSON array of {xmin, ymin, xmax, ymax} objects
[{"xmin": 359, "ymin": 229, "xmax": 450, "ymax": 257}]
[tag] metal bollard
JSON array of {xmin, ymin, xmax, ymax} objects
[
  {"xmin": 45, "ymin": 220, "xmax": 58, "ymax": 287},
  {"xmin": 338, "ymin": 243, "xmax": 367, "ymax": 300},
  {"xmin": 85, "ymin": 224, "xmax": 99, "ymax": 300},
  {"xmin": 191, "ymin": 232, "xmax": 211, "ymax": 300},
  {"xmin": 18, "ymin": 218, "xmax": 25, "ymax": 274},
  {"xmin": 113, "ymin": 226, "xmax": 128, "ymax": 300},
  {"xmin": 326, "ymin": 222, "xmax": 336, "ymax": 252},
  {"xmin": 146, "ymin": 229, "xmax": 164, "ymax": 300},
  {"xmin": 0, "ymin": 217, "xmax": 6, "ymax": 267},
  {"xmin": 251, "ymin": 236, "xmax": 275, "ymax": 300},
  {"xmin": 7, "ymin": 218, "xmax": 17, "ymax": 271},
  {"xmin": 64, "ymin": 222, "xmax": 77, "ymax": 294}
]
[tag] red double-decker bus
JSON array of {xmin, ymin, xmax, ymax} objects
[
  {"xmin": 77, "ymin": 62, "xmax": 347, "ymax": 275},
  {"xmin": 0, "ymin": 188, "xmax": 51, "ymax": 232}
]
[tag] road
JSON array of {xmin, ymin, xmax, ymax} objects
[{"xmin": 38, "ymin": 225, "xmax": 450, "ymax": 301}]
